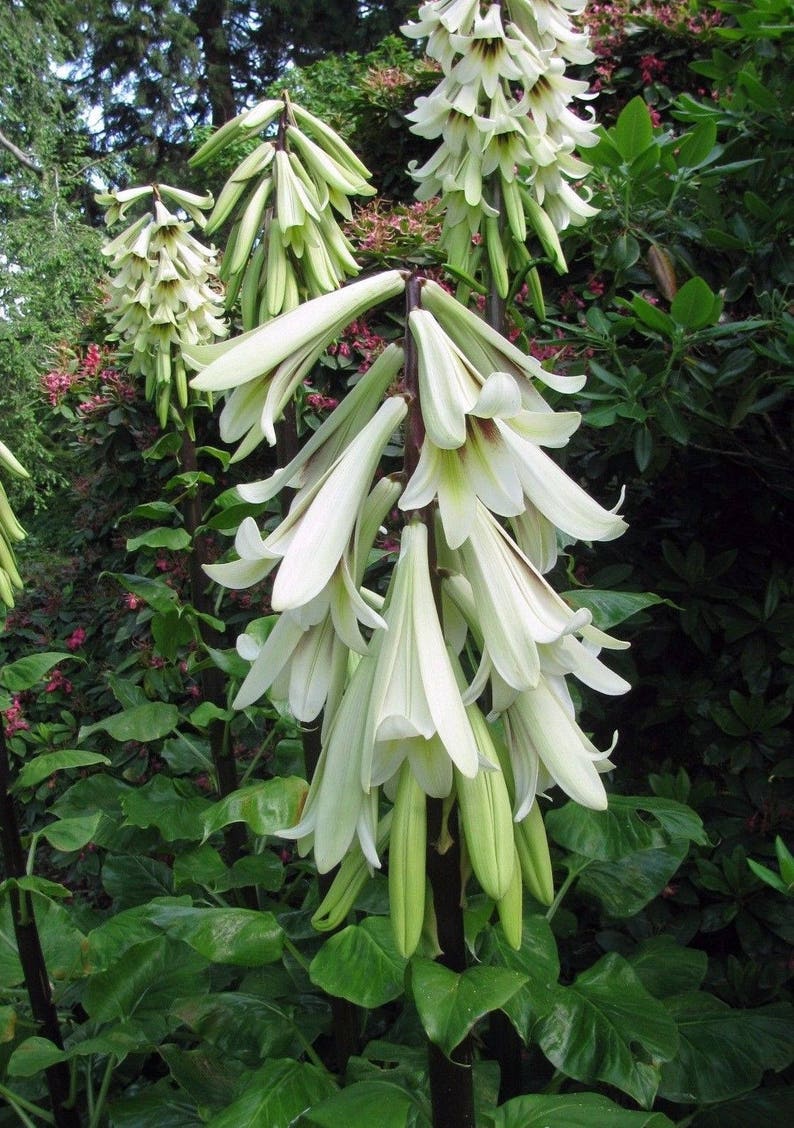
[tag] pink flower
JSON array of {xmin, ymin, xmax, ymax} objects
[
  {"xmin": 3, "ymin": 695, "xmax": 29, "ymax": 734},
  {"xmin": 66, "ymin": 626, "xmax": 87, "ymax": 651},
  {"xmin": 45, "ymin": 669, "xmax": 73, "ymax": 695},
  {"xmin": 123, "ymin": 592, "xmax": 142, "ymax": 611}
]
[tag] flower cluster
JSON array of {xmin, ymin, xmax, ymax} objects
[
  {"xmin": 190, "ymin": 267, "xmax": 628, "ymax": 954},
  {"xmin": 403, "ymin": 0, "xmax": 600, "ymax": 293},
  {"xmin": 96, "ymin": 183, "xmax": 227, "ymax": 429},
  {"xmin": 191, "ymin": 94, "xmax": 376, "ymax": 328}
]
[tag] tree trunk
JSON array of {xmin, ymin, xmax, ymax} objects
[{"xmin": 193, "ymin": 0, "xmax": 236, "ymax": 126}]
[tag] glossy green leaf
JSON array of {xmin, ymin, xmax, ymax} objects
[
  {"xmin": 104, "ymin": 573, "xmax": 179, "ymax": 614},
  {"xmin": 490, "ymin": 1092, "xmax": 675, "ymax": 1127},
  {"xmin": 147, "ymin": 904, "xmax": 284, "ymax": 966},
  {"xmin": 174, "ymin": 991, "xmax": 323, "ymax": 1066},
  {"xmin": 85, "ymin": 900, "xmax": 186, "ymax": 972},
  {"xmin": 627, "ymin": 936, "xmax": 707, "ymax": 998},
  {"xmin": 671, "ymin": 277, "xmax": 721, "ymax": 330},
  {"xmin": 7, "ymin": 1036, "xmax": 65, "ymax": 1077},
  {"xmin": 201, "ymin": 776, "xmax": 308, "ymax": 839},
  {"xmin": 158, "ymin": 1044, "xmax": 241, "ymax": 1113},
  {"xmin": 546, "ymin": 795, "xmax": 707, "ymax": 861},
  {"xmin": 310, "ymin": 917, "xmax": 407, "ymax": 1007},
  {"xmin": 121, "ymin": 776, "xmax": 214, "ymax": 842},
  {"xmin": 631, "ymin": 295, "xmax": 675, "ymax": 337},
  {"xmin": 82, "ymin": 937, "xmax": 209, "ymax": 1023},
  {"xmin": 204, "ymin": 1058, "xmax": 337, "ymax": 1128},
  {"xmin": 40, "ymin": 812, "xmax": 105, "ymax": 852},
  {"xmin": 561, "ymin": 590, "xmax": 665, "ymax": 630},
  {"xmin": 612, "ymin": 97, "xmax": 654, "ymax": 161},
  {"xmin": 658, "ymin": 995, "xmax": 794, "ymax": 1103},
  {"xmin": 108, "ymin": 1080, "xmax": 204, "ymax": 1128},
  {"xmin": 0, "ymin": 875, "xmax": 71, "ymax": 900},
  {"xmin": 101, "ymin": 854, "xmax": 175, "ymax": 907},
  {"xmin": 126, "ymin": 527, "xmax": 191, "ymax": 551},
  {"xmin": 0, "ymin": 896, "xmax": 86, "ymax": 987},
  {"xmin": 0, "ymin": 652, "xmax": 72, "ymax": 692},
  {"xmin": 479, "ymin": 915, "xmax": 560, "ymax": 1039},
  {"xmin": 0, "ymin": 1004, "xmax": 16, "ymax": 1043},
  {"xmin": 125, "ymin": 500, "xmax": 180, "ymax": 522},
  {"xmin": 305, "ymin": 1080, "xmax": 424, "ymax": 1128},
  {"xmin": 536, "ymin": 954, "xmax": 679, "ymax": 1107},
  {"xmin": 676, "ymin": 121, "xmax": 718, "ymax": 168},
  {"xmin": 578, "ymin": 841, "xmax": 689, "ymax": 917},
  {"xmin": 411, "ymin": 960, "xmax": 527, "ymax": 1058},
  {"xmin": 13, "ymin": 749, "xmax": 110, "ymax": 790},
  {"xmin": 79, "ymin": 702, "xmax": 179, "ymax": 743}
]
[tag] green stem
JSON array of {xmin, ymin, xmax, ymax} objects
[
  {"xmin": 282, "ymin": 936, "xmax": 311, "ymax": 974},
  {"xmin": 0, "ymin": 1084, "xmax": 56, "ymax": 1125},
  {"xmin": 545, "ymin": 863, "xmax": 589, "ymax": 923},
  {"xmin": 88, "ymin": 1056, "xmax": 115, "ymax": 1128}
]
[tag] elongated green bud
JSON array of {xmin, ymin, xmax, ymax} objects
[
  {"xmin": 514, "ymin": 800, "xmax": 554, "ymax": 907},
  {"xmin": 496, "ymin": 847, "xmax": 523, "ymax": 951},
  {"xmin": 389, "ymin": 762, "xmax": 427, "ymax": 959},
  {"xmin": 456, "ymin": 705, "xmax": 515, "ymax": 902},
  {"xmin": 312, "ymin": 812, "xmax": 393, "ymax": 932}
]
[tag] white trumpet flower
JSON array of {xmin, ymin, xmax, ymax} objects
[
  {"xmin": 456, "ymin": 502, "xmax": 592, "ymax": 693},
  {"xmin": 503, "ymin": 674, "xmax": 617, "ymax": 816}
]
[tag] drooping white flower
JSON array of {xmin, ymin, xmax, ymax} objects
[{"xmin": 503, "ymin": 674, "xmax": 617, "ymax": 816}]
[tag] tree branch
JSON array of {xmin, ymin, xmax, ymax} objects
[{"xmin": 0, "ymin": 129, "xmax": 42, "ymax": 176}]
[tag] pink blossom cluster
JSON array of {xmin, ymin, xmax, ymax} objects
[
  {"xmin": 305, "ymin": 391, "xmax": 340, "ymax": 412},
  {"xmin": 45, "ymin": 668, "xmax": 73, "ymax": 695},
  {"xmin": 3, "ymin": 694, "xmax": 29, "ymax": 735},
  {"xmin": 66, "ymin": 626, "xmax": 87, "ymax": 651},
  {"xmin": 350, "ymin": 199, "xmax": 442, "ymax": 257}
]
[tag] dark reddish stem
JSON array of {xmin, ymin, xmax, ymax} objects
[{"xmin": 0, "ymin": 721, "xmax": 81, "ymax": 1127}]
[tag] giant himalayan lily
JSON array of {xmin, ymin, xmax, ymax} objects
[
  {"xmin": 230, "ymin": 477, "xmax": 402, "ymax": 721},
  {"xmin": 277, "ymin": 520, "xmax": 480, "ymax": 872},
  {"xmin": 453, "ymin": 501, "xmax": 594, "ymax": 693},
  {"xmin": 502, "ymin": 673, "xmax": 618, "ymax": 815},
  {"xmin": 186, "ymin": 269, "xmax": 406, "ymax": 452},
  {"xmin": 205, "ymin": 395, "xmax": 407, "ymax": 614}
]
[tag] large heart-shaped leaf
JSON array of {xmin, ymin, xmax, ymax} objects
[
  {"xmin": 411, "ymin": 960, "xmax": 527, "ymax": 1058},
  {"xmin": 82, "ymin": 937, "xmax": 209, "ymax": 1024},
  {"xmin": 546, "ymin": 796, "xmax": 707, "ymax": 861},
  {"xmin": 304, "ymin": 1080, "xmax": 427, "ymax": 1128},
  {"xmin": 577, "ymin": 841, "xmax": 689, "ymax": 917},
  {"xmin": 310, "ymin": 918, "xmax": 406, "ymax": 1008},
  {"xmin": 121, "ymin": 776, "xmax": 214, "ymax": 842},
  {"xmin": 147, "ymin": 904, "xmax": 284, "ymax": 966},
  {"xmin": 489, "ymin": 1092, "xmax": 675, "ymax": 1127},
  {"xmin": 204, "ymin": 1058, "xmax": 337, "ymax": 1127},
  {"xmin": 201, "ymin": 777, "xmax": 308, "ymax": 838},
  {"xmin": 658, "ymin": 994, "xmax": 794, "ymax": 1103},
  {"xmin": 535, "ymin": 953, "xmax": 678, "ymax": 1107},
  {"xmin": 627, "ymin": 936, "xmax": 707, "ymax": 998},
  {"xmin": 479, "ymin": 915, "xmax": 560, "ymax": 1039},
  {"xmin": 79, "ymin": 702, "xmax": 179, "ymax": 744}
]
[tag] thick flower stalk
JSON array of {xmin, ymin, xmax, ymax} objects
[
  {"xmin": 97, "ymin": 183, "xmax": 227, "ymax": 429},
  {"xmin": 0, "ymin": 440, "xmax": 28, "ymax": 611},
  {"xmin": 190, "ymin": 94, "xmax": 376, "ymax": 327},
  {"xmin": 403, "ymin": 0, "xmax": 598, "ymax": 295}
]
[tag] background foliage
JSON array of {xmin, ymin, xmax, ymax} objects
[{"xmin": 1, "ymin": 1, "xmax": 792, "ymax": 1125}]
